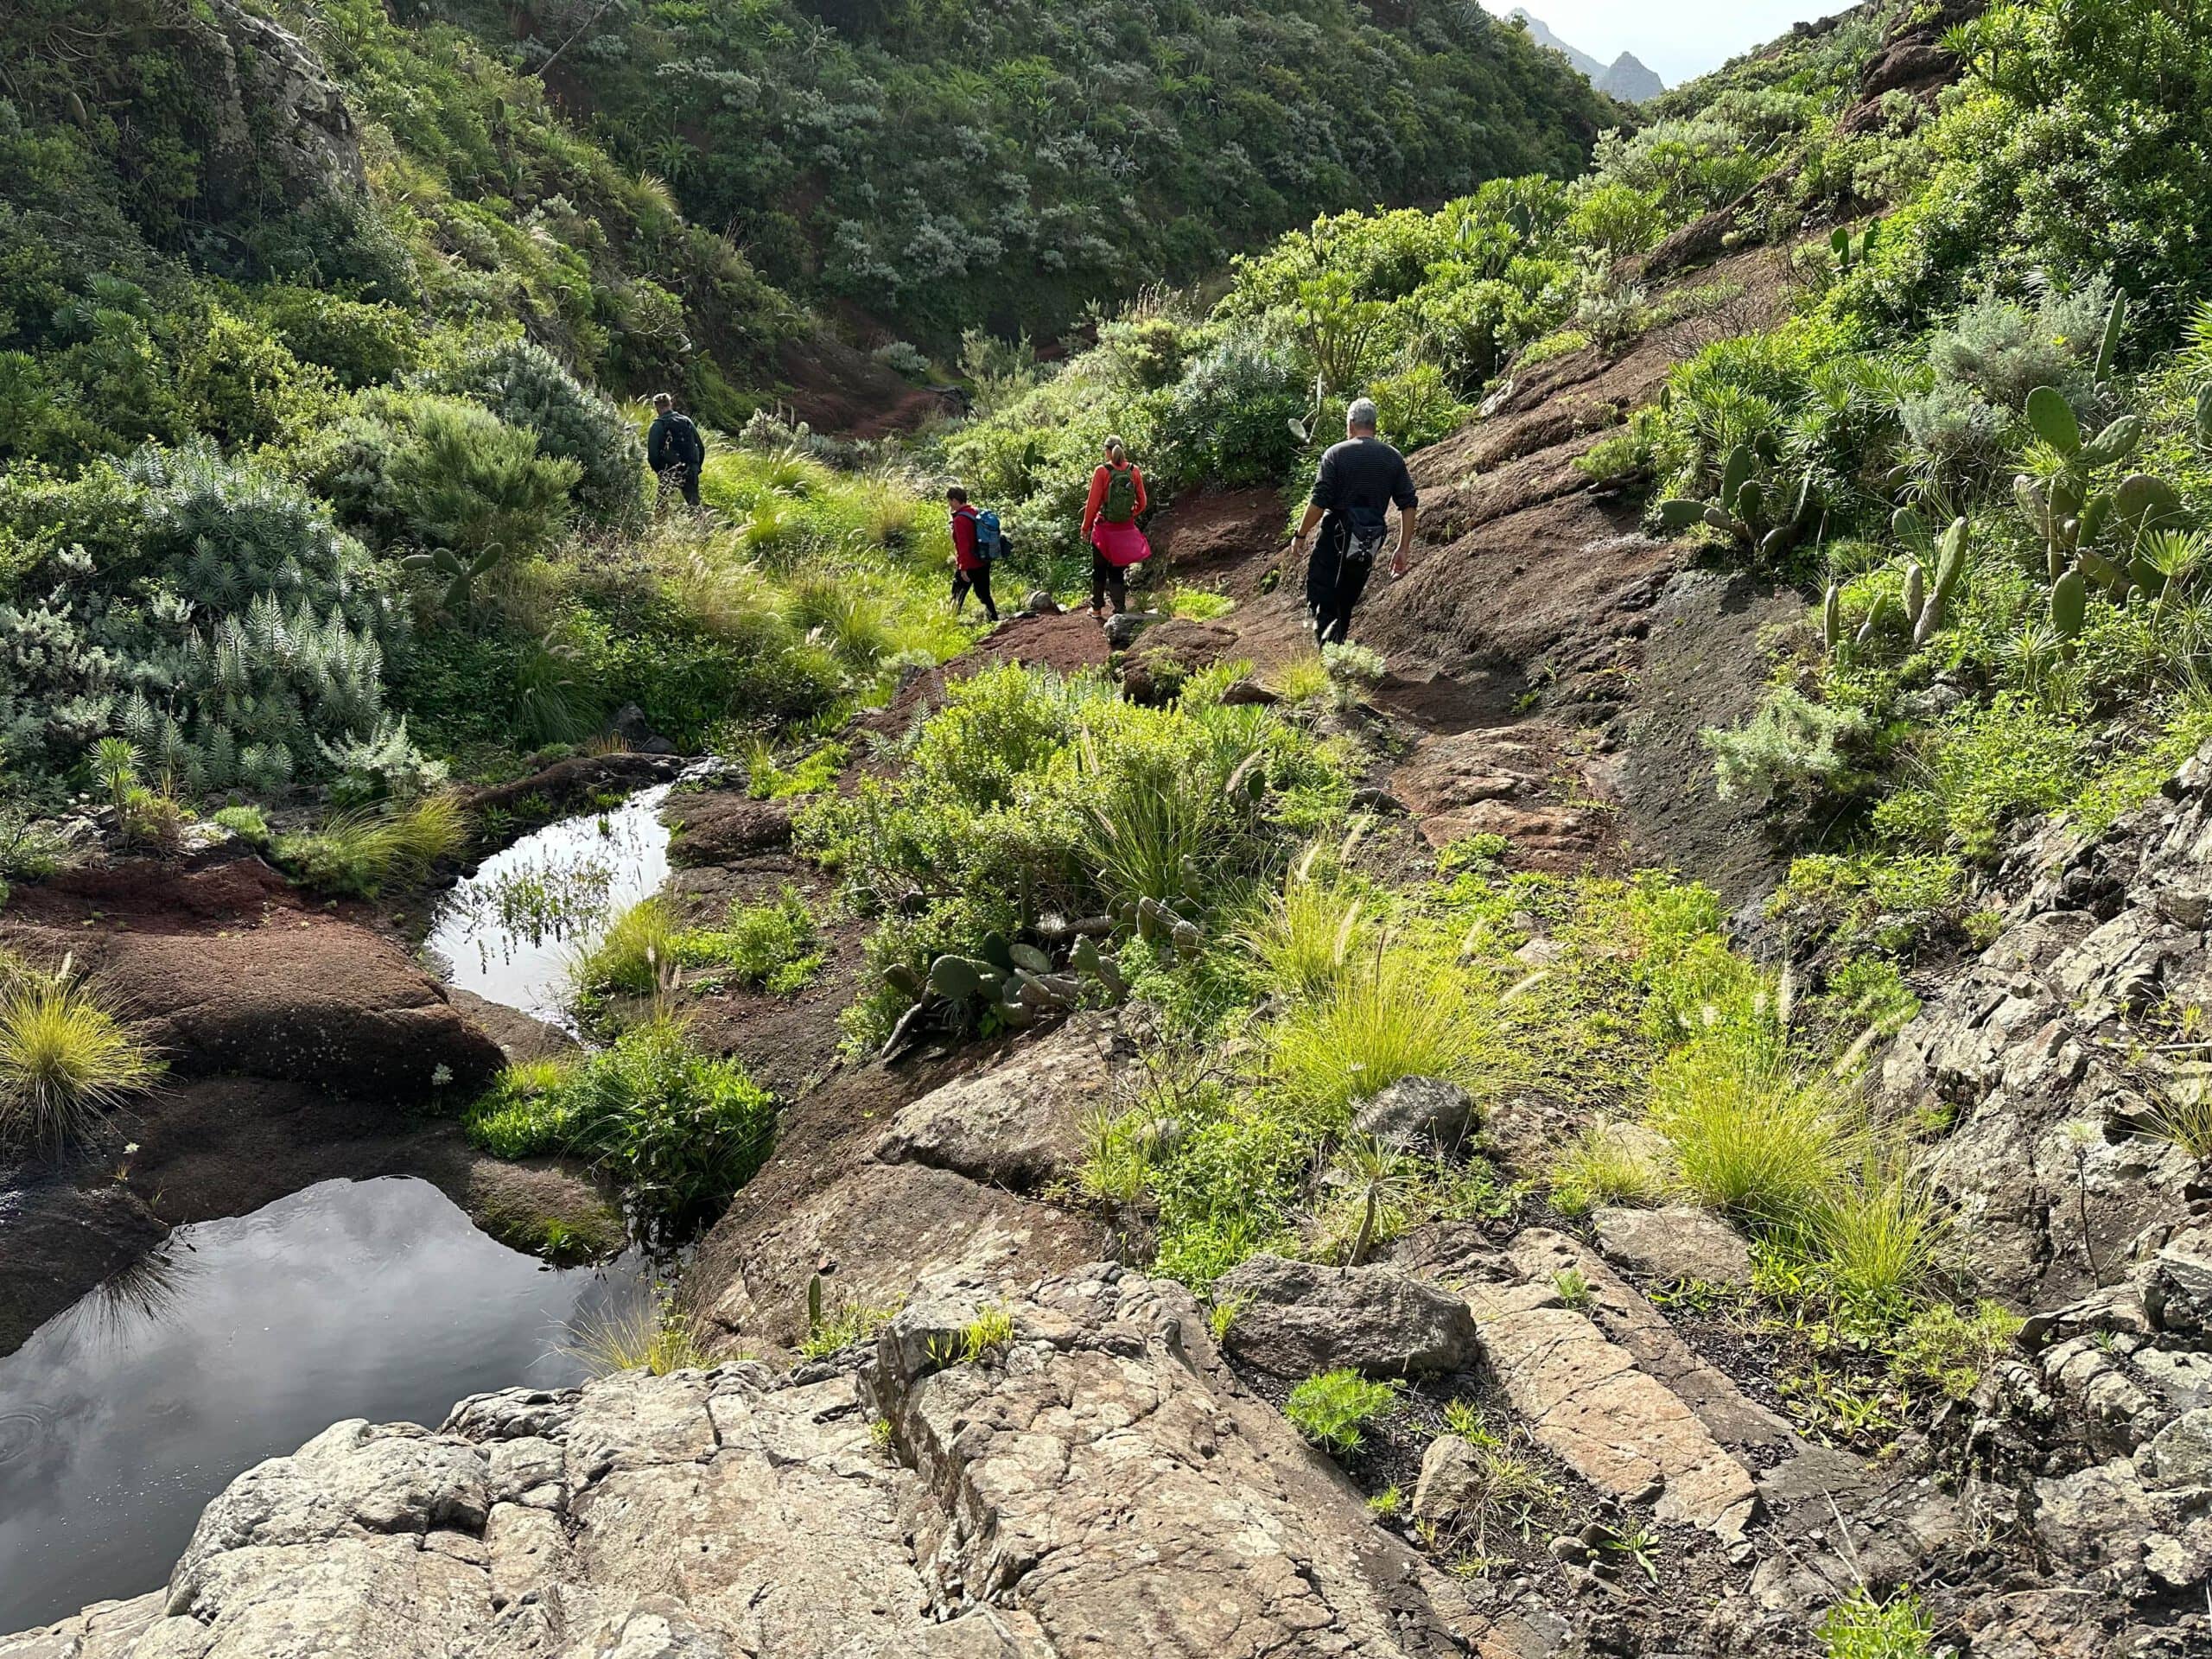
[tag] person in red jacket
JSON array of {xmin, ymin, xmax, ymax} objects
[
  {"xmin": 1080, "ymin": 435, "xmax": 1150, "ymax": 617},
  {"xmin": 947, "ymin": 486, "xmax": 998, "ymax": 621}
]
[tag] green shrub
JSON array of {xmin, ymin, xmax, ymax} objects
[
  {"xmin": 211, "ymin": 805, "xmax": 271, "ymax": 849},
  {"xmin": 464, "ymin": 1018, "xmax": 774, "ymax": 1224},
  {"xmin": 437, "ymin": 339, "xmax": 646, "ymax": 526},
  {"xmin": 676, "ymin": 887, "xmax": 823, "ymax": 995},
  {"xmin": 1815, "ymin": 1587, "xmax": 1935, "ymax": 1659},
  {"xmin": 1705, "ymin": 690, "xmax": 1871, "ymax": 806},
  {"xmin": 1284, "ymin": 1369, "xmax": 1398, "ymax": 1459}
]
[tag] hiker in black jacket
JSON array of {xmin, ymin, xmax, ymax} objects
[
  {"xmin": 646, "ymin": 392, "xmax": 707, "ymax": 507},
  {"xmin": 1291, "ymin": 397, "xmax": 1419, "ymax": 646}
]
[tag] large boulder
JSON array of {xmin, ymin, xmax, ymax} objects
[
  {"xmin": 874, "ymin": 1014, "xmax": 1126, "ymax": 1192},
  {"xmin": 4, "ymin": 1268, "xmax": 1484, "ymax": 1657},
  {"xmin": 1211, "ymin": 1252, "xmax": 1480, "ymax": 1377}
]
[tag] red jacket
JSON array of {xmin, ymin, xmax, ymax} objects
[
  {"xmin": 950, "ymin": 503, "xmax": 984, "ymax": 572},
  {"xmin": 1081, "ymin": 464, "xmax": 1147, "ymax": 542}
]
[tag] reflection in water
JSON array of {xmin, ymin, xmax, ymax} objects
[
  {"xmin": 0, "ymin": 1177, "xmax": 648, "ymax": 1633},
  {"xmin": 68, "ymin": 1244, "xmax": 197, "ymax": 1351},
  {"xmin": 423, "ymin": 785, "xmax": 673, "ymax": 1026}
]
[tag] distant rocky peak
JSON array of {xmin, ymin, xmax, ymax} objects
[{"xmin": 1507, "ymin": 8, "xmax": 1666, "ymax": 104}]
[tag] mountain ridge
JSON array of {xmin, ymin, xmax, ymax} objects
[{"xmin": 1510, "ymin": 7, "xmax": 1667, "ymax": 102}]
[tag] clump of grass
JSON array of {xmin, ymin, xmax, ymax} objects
[
  {"xmin": 463, "ymin": 1019, "xmax": 775, "ymax": 1227},
  {"xmin": 567, "ymin": 1297, "xmax": 715, "ymax": 1377},
  {"xmin": 275, "ymin": 792, "xmax": 468, "ymax": 897},
  {"xmin": 1886, "ymin": 1300, "xmax": 2023, "ymax": 1402},
  {"xmin": 1270, "ymin": 656, "xmax": 1332, "ymax": 704},
  {"xmin": 1807, "ymin": 1157, "xmax": 1942, "ymax": 1317},
  {"xmin": 2143, "ymin": 1072, "xmax": 2212, "ymax": 1160},
  {"xmin": 675, "ymin": 887, "xmax": 823, "ymax": 995},
  {"xmin": 1645, "ymin": 1036, "xmax": 1845, "ymax": 1224},
  {"xmin": 570, "ymin": 896, "xmax": 680, "ymax": 1002},
  {"xmin": 1816, "ymin": 1586, "xmax": 1936, "ymax": 1659},
  {"xmin": 1077, "ymin": 1102, "xmax": 1156, "ymax": 1205},
  {"xmin": 1244, "ymin": 866, "xmax": 1371, "ymax": 1002},
  {"xmin": 1285, "ymin": 1368, "xmax": 1397, "ymax": 1458},
  {"xmin": 1164, "ymin": 588, "xmax": 1236, "ymax": 621},
  {"xmin": 1548, "ymin": 1121, "xmax": 1669, "ymax": 1217},
  {"xmin": 798, "ymin": 1297, "xmax": 902, "ymax": 1360},
  {"xmin": 0, "ymin": 963, "xmax": 162, "ymax": 1151},
  {"xmin": 1268, "ymin": 944, "xmax": 1499, "ymax": 1124},
  {"xmin": 929, "ymin": 1304, "xmax": 1016, "ymax": 1368}
]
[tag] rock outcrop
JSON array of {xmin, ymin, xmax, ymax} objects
[
  {"xmin": 1, "ymin": 1266, "xmax": 1481, "ymax": 1658},
  {"xmin": 1882, "ymin": 741, "xmax": 2212, "ymax": 1303}
]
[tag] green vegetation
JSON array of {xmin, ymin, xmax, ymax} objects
[
  {"xmin": 573, "ymin": 887, "xmax": 825, "ymax": 1011},
  {"xmin": 0, "ymin": 957, "xmax": 162, "ymax": 1151},
  {"xmin": 273, "ymin": 794, "xmax": 470, "ymax": 899},
  {"xmin": 493, "ymin": 1, "xmax": 1617, "ymax": 344},
  {"xmin": 463, "ymin": 1018, "xmax": 775, "ymax": 1229},
  {"xmin": 1284, "ymin": 1369, "xmax": 1398, "ymax": 1458},
  {"xmin": 567, "ymin": 1297, "xmax": 717, "ymax": 1377},
  {"xmin": 1816, "ymin": 1587, "xmax": 1936, "ymax": 1659}
]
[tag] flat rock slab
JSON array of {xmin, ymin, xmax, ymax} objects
[
  {"xmin": 1592, "ymin": 1205, "xmax": 1753, "ymax": 1288},
  {"xmin": 1465, "ymin": 1237, "xmax": 1759, "ymax": 1537},
  {"xmin": 1213, "ymin": 1251, "xmax": 1480, "ymax": 1377},
  {"xmin": 874, "ymin": 1014, "xmax": 1124, "ymax": 1192}
]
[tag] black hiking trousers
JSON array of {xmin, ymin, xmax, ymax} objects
[
  {"xmin": 1090, "ymin": 551, "xmax": 1128, "ymax": 616},
  {"xmin": 1305, "ymin": 519, "xmax": 1374, "ymax": 645},
  {"xmin": 952, "ymin": 564, "xmax": 999, "ymax": 621}
]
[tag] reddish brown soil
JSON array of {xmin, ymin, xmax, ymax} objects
[
  {"xmin": 775, "ymin": 334, "xmax": 952, "ymax": 439},
  {"xmin": 854, "ymin": 610, "xmax": 1110, "ymax": 742}
]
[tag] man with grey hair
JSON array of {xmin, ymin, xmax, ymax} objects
[{"xmin": 1290, "ymin": 397, "xmax": 1418, "ymax": 646}]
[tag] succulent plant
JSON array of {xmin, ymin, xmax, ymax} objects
[
  {"xmin": 1656, "ymin": 442, "xmax": 1814, "ymax": 558},
  {"xmin": 401, "ymin": 542, "xmax": 512, "ymax": 613},
  {"xmin": 2050, "ymin": 567, "xmax": 2088, "ymax": 644},
  {"xmin": 1829, "ymin": 216, "xmax": 1882, "ymax": 274}
]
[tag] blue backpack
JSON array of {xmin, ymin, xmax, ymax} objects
[{"xmin": 974, "ymin": 509, "xmax": 1006, "ymax": 561}]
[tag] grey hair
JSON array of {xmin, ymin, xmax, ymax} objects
[{"xmin": 1345, "ymin": 397, "xmax": 1379, "ymax": 430}]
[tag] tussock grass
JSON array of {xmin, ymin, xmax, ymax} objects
[
  {"xmin": 1549, "ymin": 1121, "xmax": 1669, "ymax": 1217},
  {"xmin": 1268, "ymin": 943, "xmax": 1499, "ymax": 1124},
  {"xmin": 1645, "ymin": 1036, "xmax": 1845, "ymax": 1224},
  {"xmin": 1808, "ymin": 1154, "xmax": 1943, "ymax": 1313},
  {"xmin": 570, "ymin": 896, "xmax": 679, "ymax": 1002},
  {"xmin": 276, "ymin": 791, "xmax": 469, "ymax": 897},
  {"xmin": 1244, "ymin": 867, "xmax": 1371, "ymax": 1002},
  {"xmin": 0, "ymin": 965, "xmax": 162, "ymax": 1151},
  {"xmin": 567, "ymin": 1298, "xmax": 715, "ymax": 1377}
]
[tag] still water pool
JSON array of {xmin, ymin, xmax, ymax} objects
[{"xmin": 0, "ymin": 1176, "xmax": 646, "ymax": 1632}]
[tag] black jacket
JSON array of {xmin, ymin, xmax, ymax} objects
[{"xmin": 647, "ymin": 410, "xmax": 706, "ymax": 473}]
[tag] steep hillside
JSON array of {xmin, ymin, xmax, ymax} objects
[{"xmin": 458, "ymin": 0, "xmax": 1624, "ymax": 344}]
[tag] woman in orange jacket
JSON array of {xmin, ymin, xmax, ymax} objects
[{"xmin": 1080, "ymin": 435, "xmax": 1151, "ymax": 616}]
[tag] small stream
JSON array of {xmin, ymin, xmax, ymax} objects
[
  {"xmin": 0, "ymin": 1177, "xmax": 649, "ymax": 1632},
  {"xmin": 423, "ymin": 783, "xmax": 676, "ymax": 1028}
]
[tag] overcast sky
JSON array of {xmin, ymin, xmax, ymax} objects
[{"xmin": 1484, "ymin": 2, "xmax": 1856, "ymax": 87}]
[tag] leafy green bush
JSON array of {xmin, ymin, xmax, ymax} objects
[
  {"xmin": 676, "ymin": 887, "xmax": 823, "ymax": 995},
  {"xmin": 463, "ymin": 1018, "xmax": 774, "ymax": 1226},
  {"xmin": 1705, "ymin": 689, "xmax": 1872, "ymax": 807},
  {"xmin": 0, "ymin": 445, "xmax": 420, "ymax": 796},
  {"xmin": 1815, "ymin": 1587, "xmax": 1935, "ymax": 1659},
  {"xmin": 436, "ymin": 339, "xmax": 646, "ymax": 528},
  {"xmin": 1284, "ymin": 1369, "xmax": 1398, "ymax": 1459}
]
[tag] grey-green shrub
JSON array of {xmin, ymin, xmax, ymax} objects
[{"xmin": 436, "ymin": 339, "xmax": 646, "ymax": 527}]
